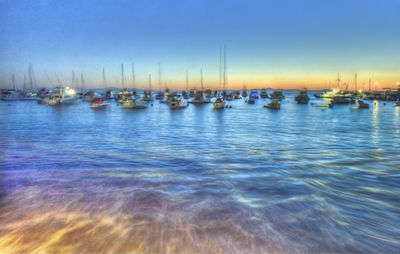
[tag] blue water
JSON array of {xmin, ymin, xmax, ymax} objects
[{"xmin": 1, "ymin": 92, "xmax": 399, "ymax": 253}]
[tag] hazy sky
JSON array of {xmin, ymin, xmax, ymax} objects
[{"xmin": 1, "ymin": 0, "xmax": 399, "ymax": 90}]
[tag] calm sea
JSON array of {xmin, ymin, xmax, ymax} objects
[{"xmin": 0, "ymin": 91, "xmax": 399, "ymax": 253}]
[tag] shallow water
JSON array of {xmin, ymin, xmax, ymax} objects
[{"xmin": 1, "ymin": 91, "xmax": 399, "ymax": 254}]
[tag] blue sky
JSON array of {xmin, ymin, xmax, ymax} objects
[{"xmin": 1, "ymin": 0, "xmax": 399, "ymax": 90}]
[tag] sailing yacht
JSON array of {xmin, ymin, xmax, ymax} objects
[
  {"xmin": 144, "ymin": 74, "xmax": 153, "ymax": 101},
  {"xmin": 191, "ymin": 69, "xmax": 207, "ymax": 104}
]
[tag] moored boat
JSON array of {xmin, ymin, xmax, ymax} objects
[
  {"xmin": 260, "ymin": 89, "xmax": 269, "ymax": 98},
  {"xmin": 249, "ymin": 90, "xmax": 259, "ymax": 99},
  {"xmin": 357, "ymin": 100, "xmax": 369, "ymax": 109},
  {"xmin": 271, "ymin": 90, "xmax": 285, "ymax": 101},
  {"xmin": 122, "ymin": 96, "xmax": 147, "ymax": 109},
  {"xmin": 213, "ymin": 97, "xmax": 225, "ymax": 109},
  {"xmin": 90, "ymin": 97, "xmax": 109, "ymax": 109},
  {"xmin": 169, "ymin": 97, "xmax": 188, "ymax": 109},
  {"xmin": 264, "ymin": 98, "xmax": 281, "ymax": 109},
  {"xmin": 295, "ymin": 89, "xmax": 310, "ymax": 104},
  {"xmin": 246, "ymin": 98, "xmax": 255, "ymax": 104}
]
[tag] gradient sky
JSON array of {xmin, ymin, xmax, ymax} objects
[{"xmin": 1, "ymin": 0, "xmax": 399, "ymax": 90}]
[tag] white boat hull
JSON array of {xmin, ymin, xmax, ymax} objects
[
  {"xmin": 213, "ymin": 102, "xmax": 225, "ymax": 109},
  {"xmin": 122, "ymin": 98, "xmax": 147, "ymax": 109},
  {"xmin": 170, "ymin": 99, "xmax": 188, "ymax": 109}
]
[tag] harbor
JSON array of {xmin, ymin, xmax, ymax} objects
[
  {"xmin": 1, "ymin": 0, "xmax": 400, "ymax": 253},
  {"xmin": 1, "ymin": 90, "xmax": 400, "ymax": 253}
]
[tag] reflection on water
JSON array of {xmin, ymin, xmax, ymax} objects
[{"xmin": 0, "ymin": 92, "xmax": 399, "ymax": 253}]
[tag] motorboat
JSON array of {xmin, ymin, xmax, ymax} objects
[
  {"xmin": 169, "ymin": 97, "xmax": 188, "ymax": 110},
  {"xmin": 242, "ymin": 89, "xmax": 247, "ymax": 98},
  {"xmin": 246, "ymin": 98, "xmax": 255, "ymax": 104},
  {"xmin": 264, "ymin": 98, "xmax": 281, "ymax": 109},
  {"xmin": 260, "ymin": 89, "xmax": 269, "ymax": 98},
  {"xmin": 143, "ymin": 90, "xmax": 153, "ymax": 101},
  {"xmin": 249, "ymin": 90, "xmax": 259, "ymax": 99},
  {"xmin": 47, "ymin": 87, "xmax": 79, "ymax": 105},
  {"xmin": 117, "ymin": 90, "xmax": 132, "ymax": 104},
  {"xmin": 90, "ymin": 97, "xmax": 109, "ymax": 109},
  {"xmin": 122, "ymin": 96, "xmax": 147, "ymax": 109},
  {"xmin": 213, "ymin": 97, "xmax": 225, "ymax": 109},
  {"xmin": 271, "ymin": 90, "xmax": 285, "ymax": 101},
  {"xmin": 357, "ymin": 100, "xmax": 369, "ymax": 109},
  {"xmin": 46, "ymin": 93, "xmax": 62, "ymax": 105},
  {"xmin": 295, "ymin": 89, "xmax": 310, "ymax": 104}
]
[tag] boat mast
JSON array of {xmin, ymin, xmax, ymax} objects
[
  {"xmin": 103, "ymin": 68, "xmax": 106, "ymax": 88},
  {"xmin": 71, "ymin": 71, "xmax": 75, "ymax": 89},
  {"xmin": 12, "ymin": 73, "xmax": 15, "ymax": 90},
  {"xmin": 355, "ymin": 72, "xmax": 357, "ymax": 91},
  {"xmin": 158, "ymin": 63, "xmax": 162, "ymax": 91},
  {"xmin": 132, "ymin": 64, "xmax": 135, "ymax": 88},
  {"xmin": 81, "ymin": 73, "xmax": 85, "ymax": 91},
  {"xmin": 336, "ymin": 72, "xmax": 340, "ymax": 89},
  {"xmin": 121, "ymin": 63, "xmax": 125, "ymax": 89},
  {"xmin": 219, "ymin": 47, "xmax": 222, "ymax": 91},
  {"xmin": 28, "ymin": 63, "xmax": 33, "ymax": 90},
  {"xmin": 186, "ymin": 70, "xmax": 189, "ymax": 91},
  {"xmin": 23, "ymin": 75, "xmax": 26, "ymax": 92},
  {"xmin": 149, "ymin": 74, "xmax": 152, "ymax": 90},
  {"xmin": 200, "ymin": 68, "xmax": 204, "ymax": 91},
  {"xmin": 369, "ymin": 78, "xmax": 371, "ymax": 91},
  {"xmin": 223, "ymin": 45, "xmax": 227, "ymax": 91}
]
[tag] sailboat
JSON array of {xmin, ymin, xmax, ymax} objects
[
  {"xmin": 155, "ymin": 63, "xmax": 164, "ymax": 100},
  {"xmin": 182, "ymin": 70, "xmax": 190, "ymax": 99},
  {"xmin": 144, "ymin": 74, "xmax": 153, "ymax": 101},
  {"xmin": 191, "ymin": 68, "xmax": 206, "ymax": 104}
]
